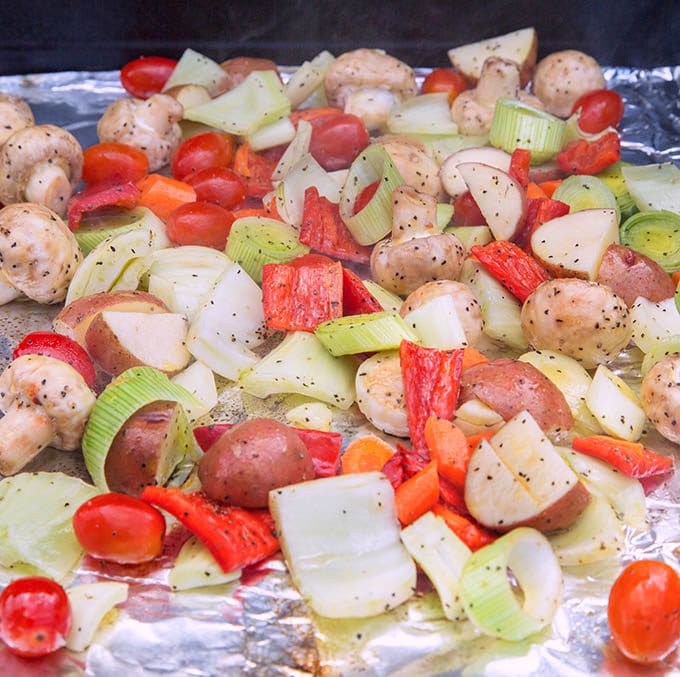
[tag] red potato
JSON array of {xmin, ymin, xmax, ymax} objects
[
  {"xmin": 198, "ymin": 418, "xmax": 315, "ymax": 508},
  {"xmin": 459, "ymin": 358, "xmax": 574, "ymax": 442},
  {"xmin": 219, "ymin": 57, "xmax": 281, "ymax": 92}
]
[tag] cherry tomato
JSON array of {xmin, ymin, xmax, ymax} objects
[
  {"xmin": 353, "ymin": 180, "xmax": 379, "ymax": 215},
  {"xmin": 13, "ymin": 331, "xmax": 96, "ymax": 388},
  {"xmin": 82, "ymin": 142, "xmax": 149, "ymax": 186},
  {"xmin": 120, "ymin": 56, "xmax": 177, "ymax": 99},
  {"xmin": 452, "ymin": 191, "xmax": 486, "ymax": 226},
  {"xmin": 171, "ymin": 132, "xmax": 235, "ymax": 181},
  {"xmin": 308, "ymin": 114, "xmax": 369, "ymax": 172},
  {"xmin": 421, "ymin": 68, "xmax": 468, "ymax": 104},
  {"xmin": 166, "ymin": 201, "xmax": 236, "ymax": 249},
  {"xmin": 608, "ymin": 559, "xmax": 680, "ymax": 664},
  {"xmin": 185, "ymin": 167, "xmax": 247, "ymax": 210},
  {"xmin": 0, "ymin": 577, "xmax": 71, "ymax": 658},
  {"xmin": 73, "ymin": 493, "xmax": 166, "ymax": 565},
  {"xmin": 571, "ymin": 89, "xmax": 625, "ymax": 134}
]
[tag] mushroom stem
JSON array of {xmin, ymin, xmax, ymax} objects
[
  {"xmin": 0, "ymin": 272, "xmax": 20, "ymax": 305},
  {"xmin": 0, "ymin": 402, "xmax": 55, "ymax": 475},
  {"xmin": 24, "ymin": 162, "xmax": 72, "ymax": 216}
]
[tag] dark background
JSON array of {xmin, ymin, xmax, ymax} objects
[{"xmin": 0, "ymin": 0, "xmax": 677, "ymax": 75}]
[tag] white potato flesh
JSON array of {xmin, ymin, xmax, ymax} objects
[
  {"xmin": 630, "ymin": 296, "xmax": 680, "ymax": 354},
  {"xmin": 439, "ymin": 146, "xmax": 511, "ymax": 200}
]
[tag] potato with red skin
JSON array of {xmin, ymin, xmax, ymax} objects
[
  {"xmin": 596, "ymin": 243, "xmax": 675, "ymax": 307},
  {"xmin": 219, "ymin": 57, "xmax": 280, "ymax": 92},
  {"xmin": 459, "ymin": 358, "xmax": 574, "ymax": 442},
  {"xmin": 199, "ymin": 418, "xmax": 315, "ymax": 508}
]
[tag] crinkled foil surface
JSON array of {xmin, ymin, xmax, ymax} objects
[{"xmin": 0, "ymin": 67, "xmax": 678, "ymax": 676}]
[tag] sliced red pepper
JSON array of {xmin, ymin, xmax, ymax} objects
[
  {"xmin": 342, "ymin": 267, "xmax": 383, "ymax": 316},
  {"xmin": 289, "ymin": 107, "xmax": 343, "ymax": 126},
  {"xmin": 470, "ymin": 240, "xmax": 550, "ymax": 303},
  {"xmin": 515, "ymin": 197, "xmax": 571, "ymax": 251},
  {"xmin": 381, "ymin": 451, "xmax": 406, "ymax": 490},
  {"xmin": 571, "ymin": 435, "xmax": 674, "ymax": 480},
  {"xmin": 140, "ymin": 486, "xmax": 279, "ymax": 573},
  {"xmin": 437, "ymin": 474, "xmax": 469, "ymax": 515},
  {"xmin": 261, "ymin": 258, "xmax": 343, "ymax": 332},
  {"xmin": 68, "ymin": 181, "xmax": 141, "ymax": 231},
  {"xmin": 232, "ymin": 142, "xmax": 282, "ymax": 198},
  {"xmin": 431, "ymin": 503, "xmax": 497, "ymax": 551},
  {"xmin": 508, "ymin": 148, "xmax": 531, "ymax": 188},
  {"xmin": 299, "ymin": 186, "xmax": 372, "ymax": 264},
  {"xmin": 400, "ymin": 340, "xmax": 465, "ymax": 456},
  {"xmin": 353, "ymin": 180, "xmax": 380, "ymax": 215},
  {"xmin": 556, "ymin": 131, "xmax": 621, "ymax": 175},
  {"xmin": 13, "ymin": 331, "xmax": 95, "ymax": 387},
  {"xmin": 193, "ymin": 423, "xmax": 342, "ymax": 478}
]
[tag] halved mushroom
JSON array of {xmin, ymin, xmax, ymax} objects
[
  {"xmin": 97, "ymin": 93, "xmax": 183, "ymax": 172},
  {"xmin": 0, "ymin": 203, "xmax": 81, "ymax": 305},
  {"xmin": 0, "ymin": 354, "xmax": 96, "ymax": 474},
  {"xmin": 0, "ymin": 93, "xmax": 34, "ymax": 146},
  {"xmin": 0, "ymin": 124, "xmax": 83, "ymax": 217}
]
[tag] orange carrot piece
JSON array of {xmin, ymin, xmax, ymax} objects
[
  {"xmin": 461, "ymin": 347, "xmax": 489, "ymax": 371},
  {"xmin": 394, "ymin": 460, "xmax": 439, "ymax": 526},
  {"xmin": 232, "ymin": 207, "xmax": 270, "ymax": 219},
  {"xmin": 538, "ymin": 179, "xmax": 563, "ymax": 198},
  {"xmin": 465, "ymin": 431, "xmax": 495, "ymax": 454},
  {"xmin": 431, "ymin": 503, "xmax": 496, "ymax": 551},
  {"xmin": 232, "ymin": 142, "xmax": 251, "ymax": 176},
  {"xmin": 137, "ymin": 174, "xmax": 196, "ymax": 221},
  {"xmin": 671, "ymin": 271, "xmax": 680, "ymax": 287},
  {"xmin": 526, "ymin": 181, "xmax": 549, "ymax": 200},
  {"xmin": 341, "ymin": 434, "xmax": 395, "ymax": 474},
  {"xmin": 289, "ymin": 107, "xmax": 342, "ymax": 126},
  {"xmin": 424, "ymin": 417, "xmax": 470, "ymax": 491}
]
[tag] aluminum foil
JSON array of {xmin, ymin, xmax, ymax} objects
[{"xmin": 0, "ymin": 66, "xmax": 678, "ymax": 677}]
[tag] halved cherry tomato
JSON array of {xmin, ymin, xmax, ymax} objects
[
  {"xmin": 166, "ymin": 201, "xmax": 235, "ymax": 249},
  {"xmin": 0, "ymin": 577, "xmax": 71, "ymax": 657},
  {"xmin": 571, "ymin": 89, "xmax": 624, "ymax": 134},
  {"xmin": 185, "ymin": 167, "xmax": 247, "ymax": 210},
  {"xmin": 73, "ymin": 493, "xmax": 166, "ymax": 565},
  {"xmin": 353, "ymin": 180, "xmax": 379, "ymax": 215},
  {"xmin": 82, "ymin": 142, "xmax": 150, "ymax": 186},
  {"xmin": 308, "ymin": 113, "xmax": 369, "ymax": 171},
  {"xmin": 120, "ymin": 56, "xmax": 177, "ymax": 99},
  {"xmin": 608, "ymin": 559, "xmax": 680, "ymax": 664},
  {"xmin": 421, "ymin": 68, "xmax": 468, "ymax": 104},
  {"xmin": 171, "ymin": 132, "xmax": 235, "ymax": 181},
  {"xmin": 13, "ymin": 331, "xmax": 96, "ymax": 387},
  {"xmin": 452, "ymin": 190, "xmax": 485, "ymax": 226}
]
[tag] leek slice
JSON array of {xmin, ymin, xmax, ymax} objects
[
  {"xmin": 446, "ymin": 225, "xmax": 493, "ymax": 252},
  {"xmin": 315, "ymin": 311, "xmax": 418, "ymax": 356},
  {"xmin": 66, "ymin": 582, "xmax": 129, "ymax": 652},
  {"xmin": 184, "ymin": 70, "xmax": 291, "ymax": 136},
  {"xmin": 403, "ymin": 294, "xmax": 469, "ymax": 350},
  {"xmin": 162, "ymin": 48, "xmax": 228, "ymax": 97},
  {"xmin": 272, "ymin": 119, "xmax": 312, "ymax": 181},
  {"xmin": 630, "ymin": 296, "xmax": 680, "ymax": 354},
  {"xmin": 552, "ymin": 175, "xmax": 619, "ymax": 219},
  {"xmin": 285, "ymin": 51, "xmax": 335, "ymax": 109},
  {"xmin": 82, "ymin": 367, "xmax": 202, "ymax": 491},
  {"xmin": 387, "ymin": 93, "xmax": 458, "ymax": 136},
  {"xmin": 459, "ymin": 527, "xmax": 562, "ymax": 640},
  {"xmin": 246, "ymin": 115, "xmax": 296, "ymax": 152},
  {"xmin": 171, "ymin": 360, "xmax": 218, "ymax": 421},
  {"xmin": 489, "ymin": 98, "xmax": 565, "ymax": 164},
  {"xmin": 400, "ymin": 512, "xmax": 471, "ymax": 622},
  {"xmin": 338, "ymin": 145, "xmax": 405, "ymax": 245},
  {"xmin": 269, "ymin": 472, "xmax": 417, "ymax": 618},
  {"xmin": 239, "ymin": 331, "xmax": 356, "ymax": 409},
  {"xmin": 168, "ymin": 537, "xmax": 241, "ymax": 591},
  {"xmin": 641, "ymin": 335, "xmax": 680, "ymax": 375},
  {"xmin": 436, "ymin": 202, "xmax": 454, "ymax": 229},
  {"xmin": 362, "ymin": 280, "xmax": 403, "ymax": 313},
  {"xmin": 225, "ymin": 217, "xmax": 308, "ymax": 284},
  {"xmin": 596, "ymin": 162, "xmax": 638, "ymax": 221},
  {"xmin": 621, "ymin": 162, "xmax": 680, "ymax": 214},
  {"xmin": 0, "ymin": 472, "xmax": 99, "ymax": 581},
  {"xmin": 620, "ymin": 210, "xmax": 680, "ymax": 272}
]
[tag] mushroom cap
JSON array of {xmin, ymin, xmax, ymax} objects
[
  {"xmin": 640, "ymin": 354, "xmax": 680, "ymax": 444},
  {"xmin": 0, "ymin": 124, "xmax": 83, "ymax": 207},
  {"xmin": 0, "ymin": 93, "xmax": 34, "ymax": 146},
  {"xmin": 97, "ymin": 94, "xmax": 183, "ymax": 172},
  {"xmin": 0, "ymin": 354, "xmax": 95, "ymax": 450},
  {"xmin": 0, "ymin": 203, "xmax": 82, "ymax": 304}
]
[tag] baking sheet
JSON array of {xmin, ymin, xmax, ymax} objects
[{"xmin": 0, "ymin": 66, "xmax": 678, "ymax": 676}]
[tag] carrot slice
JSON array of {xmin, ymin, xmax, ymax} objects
[
  {"xmin": 461, "ymin": 347, "xmax": 489, "ymax": 371},
  {"xmin": 525, "ymin": 181, "xmax": 548, "ymax": 200},
  {"xmin": 394, "ymin": 460, "xmax": 439, "ymax": 526},
  {"xmin": 137, "ymin": 173, "xmax": 196, "ymax": 221},
  {"xmin": 538, "ymin": 179, "xmax": 563, "ymax": 198},
  {"xmin": 424, "ymin": 417, "xmax": 470, "ymax": 491},
  {"xmin": 431, "ymin": 503, "xmax": 496, "ymax": 551},
  {"xmin": 341, "ymin": 434, "xmax": 395, "ymax": 474}
]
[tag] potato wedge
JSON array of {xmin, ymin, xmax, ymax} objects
[{"xmin": 439, "ymin": 146, "xmax": 511, "ymax": 200}]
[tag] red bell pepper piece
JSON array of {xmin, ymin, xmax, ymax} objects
[
  {"xmin": 140, "ymin": 486, "xmax": 279, "ymax": 573},
  {"xmin": 232, "ymin": 142, "xmax": 282, "ymax": 199},
  {"xmin": 261, "ymin": 258, "xmax": 343, "ymax": 332},
  {"xmin": 508, "ymin": 148, "xmax": 531, "ymax": 188},
  {"xmin": 516, "ymin": 197, "xmax": 571, "ymax": 251},
  {"xmin": 353, "ymin": 180, "xmax": 380, "ymax": 215},
  {"xmin": 470, "ymin": 240, "xmax": 550, "ymax": 303},
  {"xmin": 431, "ymin": 503, "xmax": 496, "ymax": 551},
  {"xmin": 193, "ymin": 423, "xmax": 342, "ymax": 478},
  {"xmin": 437, "ymin": 474, "xmax": 469, "ymax": 515},
  {"xmin": 400, "ymin": 340, "xmax": 465, "ymax": 456},
  {"xmin": 381, "ymin": 451, "xmax": 406, "ymax": 489},
  {"xmin": 13, "ymin": 331, "xmax": 96, "ymax": 387},
  {"xmin": 299, "ymin": 186, "xmax": 372, "ymax": 264},
  {"xmin": 68, "ymin": 181, "xmax": 141, "ymax": 230},
  {"xmin": 571, "ymin": 435, "xmax": 673, "ymax": 480},
  {"xmin": 342, "ymin": 267, "xmax": 383, "ymax": 316},
  {"xmin": 556, "ymin": 131, "xmax": 621, "ymax": 175}
]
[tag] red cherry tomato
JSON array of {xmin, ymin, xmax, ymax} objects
[
  {"xmin": 166, "ymin": 201, "xmax": 236, "ymax": 249},
  {"xmin": 608, "ymin": 559, "xmax": 680, "ymax": 664},
  {"xmin": 82, "ymin": 142, "xmax": 149, "ymax": 186},
  {"xmin": 452, "ymin": 191, "xmax": 486, "ymax": 227},
  {"xmin": 185, "ymin": 167, "xmax": 247, "ymax": 210},
  {"xmin": 308, "ymin": 114, "xmax": 369, "ymax": 172},
  {"xmin": 171, "ymin": 132, "xmax": 235, "ymax": 181},
  {"xmin": 571, "ymin": 89, "xmax": 625, "ymax": 134},
  {"xmin": 13, "ymin": 331, "xmax": 96, "ymax": 388},
  {"xmin": 0, "ymin": 577, "xmax": 71, "ymax": 657},
  {"xmin": 120, "ymin": 56, "xmax": 177, "ymax": 99},
  {"xmin": 353, "ymin": 180, "xmax": 380, "ymax": 215},
  {"xmin": 421, "ymin": 68, "xmax": 468, "ymax": 104},
  {"xmin": 73, "ymin": 493, "xmax": 166, "ymax": 565}
]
